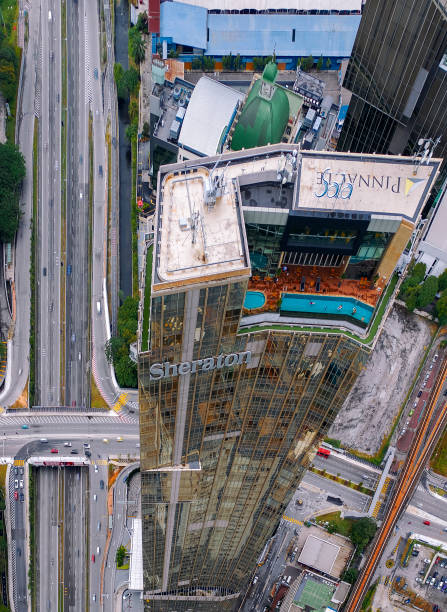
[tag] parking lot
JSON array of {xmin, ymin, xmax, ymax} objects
[{"xmin": 390, "ymin": 540, "xmax": 447, "ymax": 608}]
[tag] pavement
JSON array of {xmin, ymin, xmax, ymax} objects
[{"xmin": 37, "ymin": 467, "xmax": 59, "ymax": 611}]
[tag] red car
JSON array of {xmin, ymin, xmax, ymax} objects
[
  {"xmin": 50, "ymin": 448, "xmax": 58, "ymax": 454},
  {"xmin": 423, "ymin": 520, "xmax": 430, "ymax": 526},
  {"xmin": 14, "ymin": 491, "xmax": 18, "ymax": 500},
  {"xmin": 91, "ymin": 554, "xmax": 95, "ymax": 563}
]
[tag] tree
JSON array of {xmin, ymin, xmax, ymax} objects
[
  {"xmin": 142, "ymin": 121, "xmax": 150, "ymax": 138},
  {"xmin": 316, "ymin": 55, "xmax": 323, "ymax": 70},
  {"xmin": 302, "ymin": 55, "xmax": 314, "ymax": 71},
  {"xmin": 104, "ymin": 336, "xmax": 126, "ymax": 365},
  {"xmin": 438, "ymin": 269, "xmax": 447, "ymax": 292},
  {"xmin": 129, "ymin": 27, "xmax": 146, "ymax": 64},
  {"xmin": 350, "ymin": 517, "xmax": 377, "ymax": 552},
  {"xmin": 126, "ymin": 122, "xmax": 138, "ymax": 142},
  {"xmin": 191, "ymin": 57, "xmax": 203, "ymax": 70},
  {"xmin": 411, "ymin": 262, "xmax": 427, "ymax": 284},
  {"xmin": 405, "ymin": 286, "xmax": 419, "ymax": 312},
  {"xmin": 326, "ymin": 57, "xmax": 331, "ymax": 69},
  {"xmin": 234, "ymin": 53, "xmax": 242, "ymax": 71},
  {"xmin": 203, "ymin": 56, "xmax": 215, "ymax": 72},
  {"xmin": 129, "ymin": 98, "xmax": 139, "ymax": 124},
  {"xmin": 222, "ymin": 54, "xmax": 233, "ymax": 71},
  {"xmin": 327, "ymin": 521, "xmax": 337, "ymax": 534},
  {"xmin": 116, "ymin": 545, "xmax": 126, "ymax": 567},
  {"xmin": 0, "ymin": 142, "xmax": 26, "ymax": 241},
  {"xmin": 416, "ymin": 275, "xmax": 438, "ymax": 308},
  {"xmin": 0, "ymin": 57, "xmax": 17, "ymax": 101},
  {"xmin": 115, "ymin": 356, "xmax": 137, "ymax": 388},
  {"xmin": 123, "ymin": 67, "xmax": 140, "ymax": 96},
  {"xmin": 436, "ymin": 296, "xmax": 447, "ymax": 325},
  {"xmin": 342, "ymin": 567, "xmax": 359, "ymax": 584},
  {"xmin": 118, "ymin": 296, "xmax": 139, "ymax": 342},
  {"xmin": 136, "ymin": 11, "xmax": 148, "ymax": 32}
]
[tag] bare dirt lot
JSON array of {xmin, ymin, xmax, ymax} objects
[{"xmin": 328, "ymin": 305, "xmax": 435, "ymax": 455}]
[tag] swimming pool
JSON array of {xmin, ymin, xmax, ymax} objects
[
  {"xmin": 244, "ymin": 291, "xmax": 266, "ymax": 310},
  {"xmin": 280, "ymin": 293, "xmax": 374, "ymax": 324}
]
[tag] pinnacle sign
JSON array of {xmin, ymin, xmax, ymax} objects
[{"xmin": 149, "ymin": 351, "xmax": 252, "ymax": 380}]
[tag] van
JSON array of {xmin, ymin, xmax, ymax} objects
[{"xmin": 96, "ymin": 301, "xmax": 101, "ymax": 314}]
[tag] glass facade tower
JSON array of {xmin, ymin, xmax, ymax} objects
[
  {"xmin": 337, "ymin": 0, "xmax": 447, "ymax": 193},
  {"xmin": 138, "ymin": 146, "xmax": 439, "ymax": 610}
]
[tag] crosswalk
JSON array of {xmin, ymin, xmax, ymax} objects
[
  {"xmin": 112, "ymin": 393, "xmax": 128, "ymax": 414},
  {"xmin": 282, "ymin": 514, "xmax": 304, "ymax": 526},
  {"xmin": 0, "ymin": 414, "xmax": 136, "ymax": 425}
]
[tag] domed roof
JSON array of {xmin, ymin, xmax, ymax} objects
[{"xmin": 231, "ymin": 63, "xmax": 289, "ymax": 151}]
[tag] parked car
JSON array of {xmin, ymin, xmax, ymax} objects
[
  {"xmin": 19, "ymin": 480, "xmax": 23, "ymax": 488},
  {"xmin": 14, "ymin": 479, "xmax": 18, "ymax": 488},
  {"xmin": 99, "ymin": 480, "xmax": 104, "ymax": 490},
  {"xmin": 19, "ymin": 492, "xmax": 24, "ymax": 502},
  {"xmin": 418, "ymin": 390, "xmax": 423, "ymax": 397},
  {"xmin": 14, "ymin": 491, "xmax": 18, "ymax": 500}
]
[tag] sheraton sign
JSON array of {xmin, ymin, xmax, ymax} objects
[{"xmin": 150, "ymin": 351, "xmax": 252, "ymax": 381}]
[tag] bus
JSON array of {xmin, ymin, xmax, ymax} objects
[{"xmin": 317, "ymin": 447, "xmax": 330, "ymax": 458}]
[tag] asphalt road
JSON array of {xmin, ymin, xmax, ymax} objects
[
  {"xmin": 103, "ymin": 464, "xmax": 139, "ymax": 611},
  {"xmin": 65, "ymin": 0, "xmax": 90, "ymax": 409},
  {"xmin": 9, "ymin": 465, "xmax": 27, "ymax": 612},
  {"xmin": 89, "ymin": 462, "xmax": 109, "ymax": 610},
  {"xmin": 37, "ymin": 467, "xmax": 59, "ymax": 612},
  {"xmin": 63, "ymin": 467, "xmax": 86, "ymax": 611},
  {"xmin": 37, "ymin": 0, "xmax": 62, "ymax": 407},
  {"xmin": 312, "ymin": 453, "xmax": 381, "ymax": 488}
]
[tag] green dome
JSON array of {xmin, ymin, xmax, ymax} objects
[
  {"xmin": 231, "ymin": 66, "xmax": 289, "ymax": 151},
  {"xmin": 262, "ymin": 62, "xmax": 278, "ymax": 83}
]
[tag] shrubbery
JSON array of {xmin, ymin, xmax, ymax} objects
[{"xmin": 105, "ymin": 296, "xmax": 138, "ymax": 388}]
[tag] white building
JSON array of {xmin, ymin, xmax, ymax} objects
[{"xmin": 416, "ymin": 186, "xmax": 447, "ymax": 276}]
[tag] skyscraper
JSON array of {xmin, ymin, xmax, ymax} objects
[
  {"xmin": 338, "ymin": 0, "xmax": 447, "ymax": 191},
  {"xmin": 138, "ymin": 145, "xmax": 440, "ymax": 610}
]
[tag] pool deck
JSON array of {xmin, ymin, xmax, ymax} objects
[{"xmin": 245, "ymin": 264, "xmax": 383, "ymax": 316}]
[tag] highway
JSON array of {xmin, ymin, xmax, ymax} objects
[
  {"xmin": 346, "ymin": 357, "xmax": 447, "ymax": 611},
  {"xmin": 37, "ymin": 467, "xmax": 59, "ymax": 612},
  {"xmin": 37, "ymin": 0, "xmax": 62, "ymax": 407},
  {"xmin": 63, "ymin": 467, "xmax": 87, "ymax": 611},
  {"xmin": 65, "ymin": 0, "xmax": 90, "ymax": 409},
  {"xmin": 312, "ymin": 453, "xmax": 381, "ymax": 488}
]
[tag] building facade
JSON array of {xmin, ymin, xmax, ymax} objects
[
  {"xmin": 139, "ymin": 146, "xmax": 440, "ymax": 610},
  {"xmin": 338, "ymin": 0, "xmax": 447, "ymax": 192}
]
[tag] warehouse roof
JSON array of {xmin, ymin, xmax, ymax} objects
[
  {"xmin": 178, "ymin": 77, "xmax": 244, "ymax": 156},
  {"xmin": 298, "ymin": 535, "xmax": 340, "ymax": 574}
]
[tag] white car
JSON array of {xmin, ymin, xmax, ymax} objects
[
  {"xmin": 64, "ymin": 441, "xmax": 72, "ymax": 447},
  {"xmin": 19, "ymin": 480, "xmax": 24, "ymax": 488},
  {"xmin": 94, "ymin": 465, "xmax": 98, "ymax": 473},
  {"xmin": 14, "ymin": 479, "xmax": 18, "ymax": 489}
]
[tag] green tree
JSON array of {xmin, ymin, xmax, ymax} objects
[
  {"xmin": 326, "ymin": 57, "xmax": 331, "ymax": 69},
  {"xmin": 129, "ymin": 27, "xmax": 146, "ymax": 64},
  {"xmin": 203, "ymin": 56, "xmax": 215, "ymax": 71},
  {"xmin": 136, "ymin": 11, "xmax": 148, "ymax": 32},
  {"xmin": 436, "ymin": 295, "xmax": 447, "ymax": 325},
  {"xmin": 115, "ymin": 356, "xmax": 137, "ymax": 388},
  {"xmin": 118, "ymin": 296, "xmax": 139, "ymax": 342},
  {"xmin": 316, "ymin": 55, "xmax": 323, "ymax": 70},
  {"xmin": 416, "ymin": 275, "xmax": 438, "ymax": 308},
  {"xmin": 302, "ymin": 55, "xmax": 314, "ymax": 71},
  {"xmin": 116, "ymin": 545, "xmax": 126, "ymax": 567},
  {"xmin": 222, "ymin": 53, "xmax": 233, "ymax": 71},
  {"xmin": 405, "ymin": 286, "xmax": 419, "ymax": 311},
  {"xmin": 126, "ymin": 122, "xmax": 138, "ymax": 142},
  {"xmin": 411, "ymin": 262, "xmax": 427, "ymax": 284},
  {"xmin": 327, "ymin": 521, "xmax": 337, "ymax": 534},
  {"xmin": 142, "ymin": 121, "xmax": 150, "ymax": 138},
  {"xmin": 342, "ymin": 567, "xmax": 359, "ymax": 584},
  {"xmin": 114, "ymin": 63, "xmax": 127, "ymax": 100},
  {"xmin": 438, "ymin": 269, "xmax": 447, "ymax": 292},
  {"xmin": 191, "ymin": 57, "xmax": 203, "ymax": 70},
  {"xmin": 0, "ymin": 142, "xmax": 26, "ymax": 241},
  {"xmin": 104, "ymin": 336, "xmax": 126, "ymax": 365},
  {"xmin": 129, "ymin": 98, "xmax": 139, "ymax": 124},
  {"xmin": 234, "ymin": 53, "xmax": 242, "ymax": 71},
  {"xmin": 123, "ymin": 67, "xmax": 140, "ymax": 96},
  {"xmin": 350, "ymin": 517, "xmax": 377, "ymax": 552},
  {"xmin": 0, "ymin": 57, "xmax": 17, "ymax": 101}
]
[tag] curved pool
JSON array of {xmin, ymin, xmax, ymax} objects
[{"xmin": 244, "ymin": 291, "xmax": 266, "ymax": 310}]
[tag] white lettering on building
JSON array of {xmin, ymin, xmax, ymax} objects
[{"xmin": 149, "ymin": 351, "xmax": 252, "ymax": 381}]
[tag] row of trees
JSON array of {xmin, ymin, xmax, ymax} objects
[
  {"xmin": 128, "ymin": 12, "xmax": 147, "ymax": 65},
  {"xmin": 104, "ymin": 296, "xmax": 138, "ymax": 388},
  {"xmin": 0, "ymin": 41, "xmax": 19, "ymax": 103},
  {"xmin": 400, "ymin": 262, "xmax": 447, "ymax": 323},
  {"xmin": 298, "ymin": 55, "xmax": 331, "ymax": 71},
  {"xmin": 0, "ymin": 142, "xmax": 26, "ymax": 241},
  {"xmin": 113, "ymin": 63, "xmax": 139, "ymax": 102}
]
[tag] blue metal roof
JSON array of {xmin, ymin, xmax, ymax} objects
[
  {"xmin": 160, "ymin": 2, "xmax": 208, "ymax": 50},
  {"xmin": 206, "ymin": 14, "xmax": 361, "ymax": 57}
]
